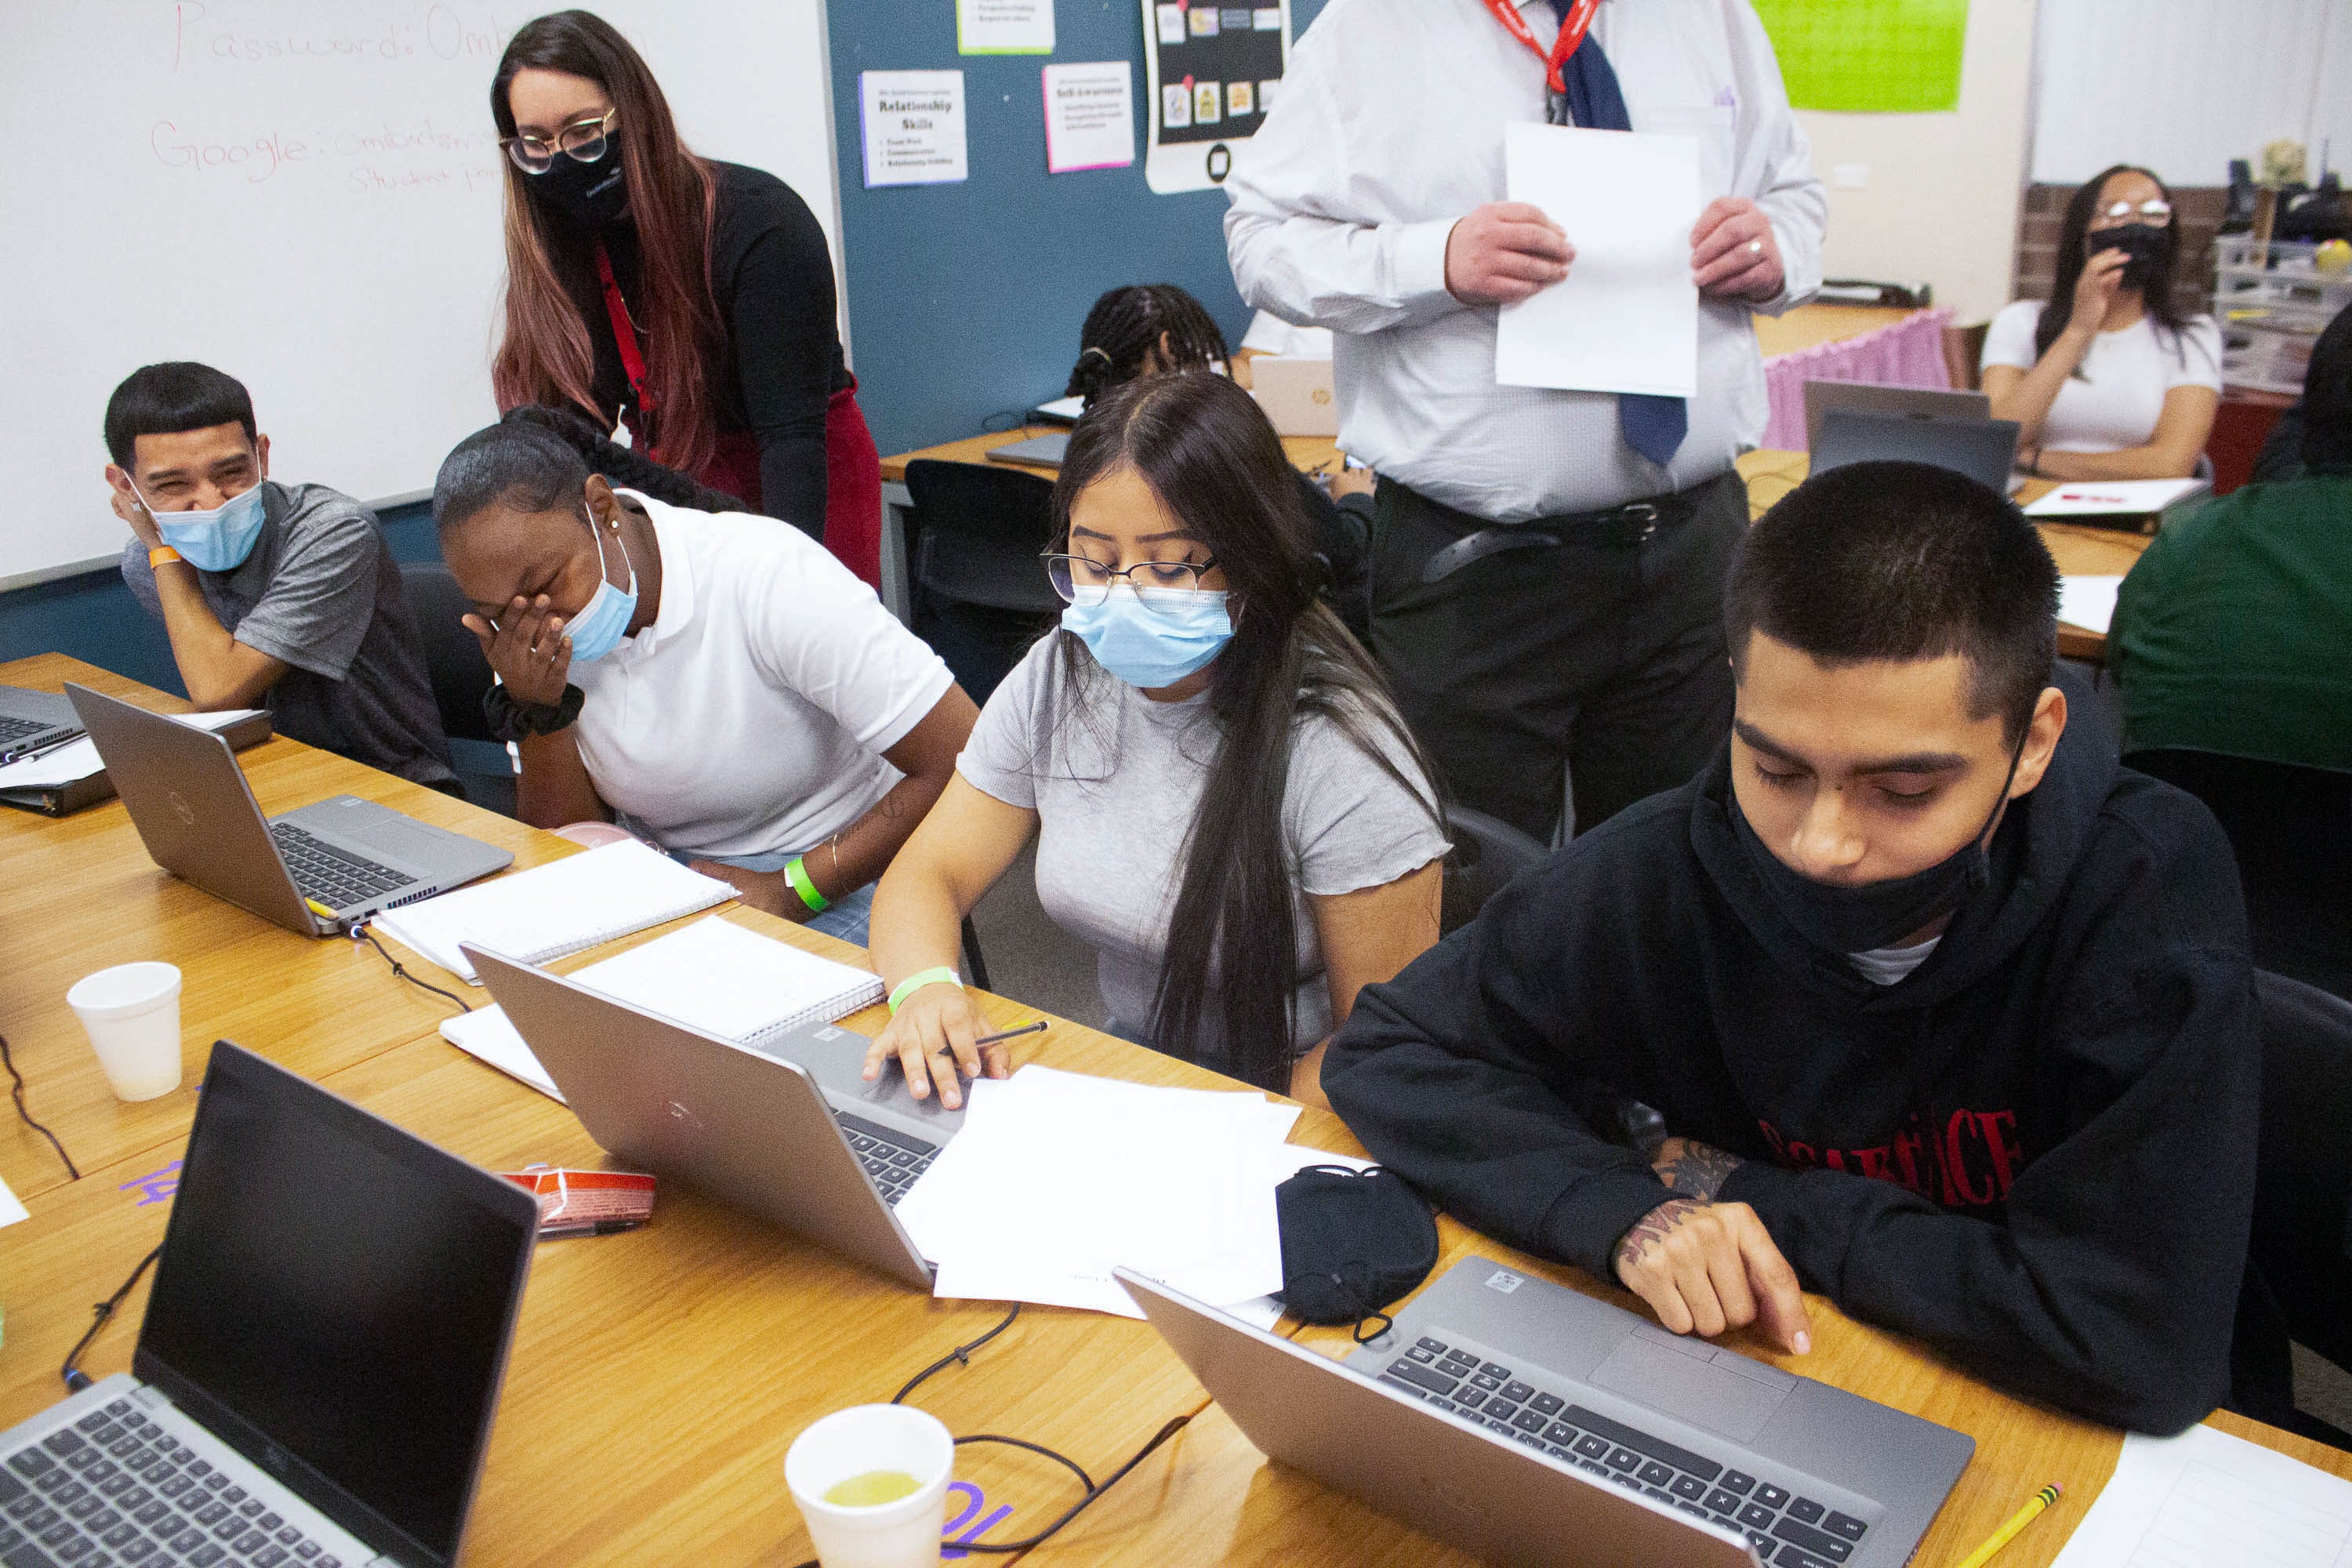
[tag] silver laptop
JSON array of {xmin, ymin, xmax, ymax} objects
[
  {"xmin": 67, "ymin": 682, "xmax": 511, "ymax": 937},
  {"xmin": 1250, "ymin": 355, "xmax": 1340, "ymax": 437},
  {"xmin": 0, "ymin": 683, "xmax": 83, "ymax": 760},
  {"xmin": 0, "ymin": 1040, "xmax": 538, "ymax": 1568},
  {"xmin": 1809, "ymin": 408, "xmax": 2021, "ymax": 497},
  {"xmin": 984, "ymin": 430, "xmax": 1070, "ymax": 469},
  {"xmin": 1802, "ymin": 380, "xmax": 1990, "ymax": 454},
  {"xmin": 466, "ymin": 944, "xmax": 965, "ymax": 1290},
  {"xmin": 1120, "ymin": 1258, "xmax": 1973, "ymax": 1568}
]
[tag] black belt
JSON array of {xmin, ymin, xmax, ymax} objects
[{"xmin": 1417, "ymin": 495, "xmax": 1686, "ymax": 586}]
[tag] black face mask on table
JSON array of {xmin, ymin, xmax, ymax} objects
[
  {"xmin": 2094, "ymin": 223, "xmax": 2172, "ymax": 291},
  {"xmin": 529, "ymin": 146, "xmax": 629, "ymax": 226},
  {"xmin": 1731, "ymin": 731, "xmax": 2027, "ymax": 958}
]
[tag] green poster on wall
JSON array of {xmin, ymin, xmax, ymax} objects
[{"xmin": 1750, "ymin": 0, "xmax": 1969, "ymax": 114}]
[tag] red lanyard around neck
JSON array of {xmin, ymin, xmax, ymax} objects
[
  {"xmin": 1483, "ymin": 0, "xmax": 1598, "ymax": 93},
  {"xmin": 595, "ymin": 245, "xmax": 657, "ymax": 420}
]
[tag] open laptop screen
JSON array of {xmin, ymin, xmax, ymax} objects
[{"xmin": 135, "ymin": 1044, "xmax": 536, "ymax": 1567}]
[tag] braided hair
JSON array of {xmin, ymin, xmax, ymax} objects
[
  {"xmin": 1065, "ymin": 285, "xmax": 1231, "ymax": 408},
  {"xmin": 498, "ymin": 404, "xmax": 746, "ymax": 513}
]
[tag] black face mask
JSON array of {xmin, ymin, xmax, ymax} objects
[
  {"xmin": 1731, "ymin": 733, "xmax": 2027, "ymax": 957},
  {"xmin": 2095, "ymin": 222, "xmax": 2171, "ymax": 290},
  {"xmin": 528, "ymin": 146, "xmax": 629, "ymax": 226}
]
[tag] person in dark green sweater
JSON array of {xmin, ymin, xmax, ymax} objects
[{"xmin": 2112, "ymin": 303, "xmax": 2352, "ymax": 773}]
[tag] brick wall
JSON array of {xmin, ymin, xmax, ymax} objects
[{"xmin": 2013, "ymin": 183, "xmax": 2224, "ymax": 318}]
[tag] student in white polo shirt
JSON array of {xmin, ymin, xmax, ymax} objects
[{"xmin": 430, "ymin": 418, "xmax": 978, "ymax": 943}]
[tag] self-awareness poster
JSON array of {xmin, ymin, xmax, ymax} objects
[
  {"xmin": 1749, "ymin": 0, "xmax": 1969, "ymax": 113},
  {"xmin": 1141, "ymin": 2, "xmax": 1290, "ymax": 194}
]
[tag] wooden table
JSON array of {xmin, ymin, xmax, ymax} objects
[
  {"xmin": 876, "ymin": 429, "xmax": 1342, "ymax": 622},
  {"xmin": 1751, "ymin": 303, "xmax": 1918, "ymax": 361},
  {"xmin": 9, "ymin": 655, "xmax": 2342, "ymax": 1567},
  {"xmin": 1022, "ymin": 1210, "xmax": 2352, "ymax": 1568},
  {"xmin": 0, "ymin": 655, "xmax": 572, "ymax": 1203},
  {"xmin": 0, "ymin": 664, "xmax": 1359, "ymax": 1564},
  {"xmin": 1736, "ymin": 451, "xmax": 2151, "ymax": 663}
]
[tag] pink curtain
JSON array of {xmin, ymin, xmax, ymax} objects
[{"xmin": 1760, "ymin": 307, "xmax": 1955, "ymax": 452}]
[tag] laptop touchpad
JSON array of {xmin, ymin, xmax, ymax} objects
[{"xmin": 1590, "ymin": 1332, "xmax": 1794, "ymax": 1443}]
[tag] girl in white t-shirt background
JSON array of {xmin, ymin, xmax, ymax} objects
[
  {"xmin": 1982, "ymin": 164, "xmax": 2221, "ymax": 481},
  {"xmin": 866, "ymin": 372, "xmax": 1449, "ymax": 1110},
  {"xmin": 431, "ymin": 416, "xmax": 978, "ymax": 944}
]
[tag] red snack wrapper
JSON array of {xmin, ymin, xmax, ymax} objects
[{"xmin": 501, "ymin": 1166, "xmax": 657, "ymax": 1236}]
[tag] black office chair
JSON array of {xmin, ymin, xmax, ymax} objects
[
  {"xmin": 900, "ymin": 460, "xmax": 1063, "ymax": 706},
  {"xmin": 2124, "ymin": 748, "xmax": 2352, "ymax": 1001},
  {"xmin": 397, "ymin": 561, "xmax": 518, "ymax": 818},
  {"xmin": 1440, "ymin": 806, "xmax": 1551, "ymax": 935},
  {"xmin": 2242, "ymin": 971, "xmax": 2352, "ymax": 1450}
]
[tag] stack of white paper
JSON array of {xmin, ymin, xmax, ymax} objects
[
  {"xmin": 893, "ymin": 1065, "xmax": 1365, "ymax": 1321},
  {"xmin": 2058, "ymin": 575, "xmax": 2123, "ymax": 635},
  {"xmin": 2050, "ymin": 1422, "xmax": 2352, "ymax": 1566}
]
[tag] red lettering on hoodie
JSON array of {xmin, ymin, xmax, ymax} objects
[{"xmin": 1756, "ymin": 1109, "xmax": 2025, "ymax": 1214}]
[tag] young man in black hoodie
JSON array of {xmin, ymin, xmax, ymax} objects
[{"xmin": 1323, "ymin": 461, "xmax": 2259, "ymax": 1435}]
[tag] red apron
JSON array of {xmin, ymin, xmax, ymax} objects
[{"xmin": 598, "ymin": 247, "xmax": 882, "ymax": 588}]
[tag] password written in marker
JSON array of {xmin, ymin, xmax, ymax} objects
[
  {"xmin": 942, "ymin": 1481, "xmax": 1011, "ymax": 1558},
  {"xmin": 120, "ymin": 1161, "xmax": 182, "ymax": 1207}
]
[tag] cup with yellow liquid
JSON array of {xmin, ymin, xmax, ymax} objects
[{"xmin": 783, "ymin": 1404, "xmax": 954, "ymax": 1568}]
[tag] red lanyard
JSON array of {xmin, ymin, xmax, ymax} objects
[
  {"xmin": 594, "ymin": 245, "xmax": 659, "ymax": 436},
  {"xmin": 1483, "ymin": 0, "xmax": 1598, "ymax": 93}
]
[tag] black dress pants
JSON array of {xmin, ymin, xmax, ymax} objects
[{"xmin": 1369, "ymin": 472, "xmax": 1744, "ymax": 840}]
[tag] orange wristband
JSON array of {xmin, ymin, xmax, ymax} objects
[{"xmin": 147, "ymin": 546, "xmax": 185, "ymax": 568}]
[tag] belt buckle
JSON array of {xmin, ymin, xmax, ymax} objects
[{"xmin": 1618, "ymin": 503, "xmax": 1659, "ymax": 545}]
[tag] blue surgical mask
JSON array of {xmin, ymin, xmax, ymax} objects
[
  {"xmin": 1060, "ymin": 585, "xmax": 1232, "ymax": 689},
  {"xmin": 563, "ymin": 506, "xmax": 639, "ymax": 665},
  {"xmin": 134, "ymin": 480, "xmax": 269, "ymax": 573}
]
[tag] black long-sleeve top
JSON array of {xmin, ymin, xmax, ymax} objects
[
  {"xmin": 568, "ymin": 160, "xmax": 851, "ymax": 539},
  {"xmin": 1323, "ymin": 717, "xmax": 2261, "ymax": 1435}
]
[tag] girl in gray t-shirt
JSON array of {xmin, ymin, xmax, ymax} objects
[{"xmin": 866, "ymin": 372, "xmax": 1449, "ymax": 1109}]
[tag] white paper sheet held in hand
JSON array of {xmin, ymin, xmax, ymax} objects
[
  {"xmin": 893, "ymin": 1065, "xmax": 1305, "ymax": 1318},
  {"xmin": 1496, "ymin": 122, "xmax": 1700, "ymax": 397}
]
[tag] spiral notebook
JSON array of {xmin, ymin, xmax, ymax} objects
[
  {"xmin": 373, "ymin": 838, "xmax": 733, "ymax": 984},
  {"xmin": 441, "ymin": 916, "xmax": 886, "ymax": 1102}
]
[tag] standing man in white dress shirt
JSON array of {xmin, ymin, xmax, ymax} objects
[{"xmin": 1225, "ymin": 0, "xmax": 1825, "ymax": 839}]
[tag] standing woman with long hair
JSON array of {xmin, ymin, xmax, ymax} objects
[
  {"xmin": 488, "ymin": 11, "xmax": 882, "ymax": 584},
  {"xmin": 863, "ymin": 372, "xmax": 1450, "ymax": 1110},
  {"xmin": 1981, "ymin": 164, "xmax": 2221, "ymax": 481}
]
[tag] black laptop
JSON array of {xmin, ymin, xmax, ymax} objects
[{"xmin": 0, "ymin": 1042, "xmax": 539, "ymax": 1567}]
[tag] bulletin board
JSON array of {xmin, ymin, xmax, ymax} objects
[{"xmin": 1140, "ymin": 2, "xmax": 1291, "ymax": 194}]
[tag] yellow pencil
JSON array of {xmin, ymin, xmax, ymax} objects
[{"xmin": 1955, "ymin": 1483, "xmax": 2063, "ymax": 1568}]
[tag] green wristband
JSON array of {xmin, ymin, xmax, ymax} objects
[
  {"xmin": 888, "ymin": 967, "xmax": 963, "ymax": 1016},
  {"xmin": 782, "ymin": 855, "xmax": 829, "ymax": 914}
]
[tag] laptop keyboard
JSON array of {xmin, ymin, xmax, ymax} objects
[
  {"xmin": 833, "ymin": 1110, "xmax": 938, "ymax": 1207},
  {"xmin": 0, "ymin": 716, "xmax": 66, "ymax": 749},
  {"xmin": 1377, "ymin": 1332, "xmax": 1871, "ymax": 1568},
  {"xmin": 267, "ymin": 824, "xmax": 407, "ymax": 913},
  {"xmin": 1, "ymin": 1399, "xmax": 344, "ymax": 1568}
]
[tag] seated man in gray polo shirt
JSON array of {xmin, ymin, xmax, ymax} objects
[{"xmin": 100, "ymin": 361, "xmax": 456, "ymax": 790}]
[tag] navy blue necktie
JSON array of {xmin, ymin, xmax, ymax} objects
[{"xmin": 1545, "ymin": 0, "xmax": 1687, "ymax": 469}]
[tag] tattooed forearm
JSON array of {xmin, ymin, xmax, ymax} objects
[
  {"xmin": 1613, "ymin": 1196, "xmax": 1704, "ymax": 1272},
  {"xmin": 1652, "ymin": 1137, "xmax": 1744, "ymax": 1202}
]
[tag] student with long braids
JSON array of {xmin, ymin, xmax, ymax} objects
[
  {"xmin": 1066, "ymin": 285, "xmax": 1373, "ymax": 637},
  {"xmin": 865, "ymin": 372, "xmax": 1448, "ymax": 1109}
]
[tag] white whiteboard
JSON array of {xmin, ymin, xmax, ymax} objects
[{"xmin": 0, "ymin": 0, "xmax": 841, "ymax": 587}]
